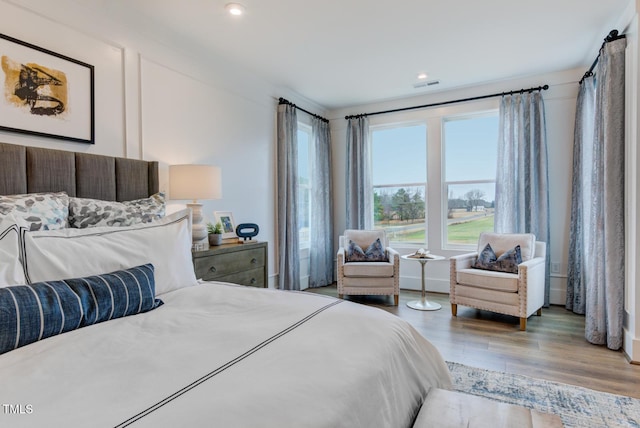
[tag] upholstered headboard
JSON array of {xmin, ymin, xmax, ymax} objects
[{"xmin": 0, "ymin": 142, "xmax": 159, "ymax": 201}]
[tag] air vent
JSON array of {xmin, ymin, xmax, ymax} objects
[{"xmin": 413, "ymin": 80, "xmax": 439, "ymax": 89}]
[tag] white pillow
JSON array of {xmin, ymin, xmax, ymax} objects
[
  {"xmin": 22, "ymin": 209, "xmax": 196, "ymax": 295},
  {"xmin": 0, "ymin": 217, "xmax": 26, "ymax": 287}
]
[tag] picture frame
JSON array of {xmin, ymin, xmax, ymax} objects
[
  {"xmin": 0, "ymin": 33, "xmax": 95, "ymax": 144},
  {"xmin": 214, "ymin": 211, "xmax": 236, "ymax": 239}
]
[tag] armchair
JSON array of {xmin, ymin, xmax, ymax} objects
[
  {"xmin": 449, "ymin": 232, "xmax": 546, "ymax": 330},
  {"xmin": 337, "ymin": 229, "xmax": 400, "ymax": 305}
]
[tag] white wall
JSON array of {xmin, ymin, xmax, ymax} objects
[
  {"xmin": 0, "ymin": 0, "xmax": 324, "ymax": 288},
  {"xmin": 622, "ymin": 1, "xmax": 640, "ymax": 363},
  {"xmin": 328, "ymin": 69, "xmax": 581, "ymax": 305}
]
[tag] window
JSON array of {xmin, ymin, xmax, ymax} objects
[
  {"xmin": 443, "ymin": 114, "xmax": 498, "ymax": 247},
  {"xmin": 297, "ymin": 124, "xmax": 311, "ymax": 248},
  {"xmin": 368, "ymin": 103, "xmax": 499, "ymax": 251},
  {"xmin": 371, "ymin": 124, "xmax": 427, "ymax": 244}
]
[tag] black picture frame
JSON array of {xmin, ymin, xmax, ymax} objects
[{"xmin": 0, "ymin": 33, "xmax": 94, "ymax": 144}]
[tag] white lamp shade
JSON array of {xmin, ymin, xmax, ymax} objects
[{"xmin": 169, "ymin": 164, "xmax": 222, "ymax": 201}]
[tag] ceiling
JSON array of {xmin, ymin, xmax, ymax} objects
[{"xmin": 79, "ymin": 0, "xmax": 630, "ymax": 109}]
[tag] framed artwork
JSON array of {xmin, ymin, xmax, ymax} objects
[
  {"xmin": 0, "ymin": 33, "xmax": 94, "ymax": 144},
  {"xmin": 214, "ymin": 211, "xmax": 236, "ymax": 239}
]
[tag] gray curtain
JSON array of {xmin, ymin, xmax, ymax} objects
[
  {"xmin": 346, "ymin": 117, "xmax": 372, "ymax": 229},
  {"xmin": 309, "ymin": 117, "xmax": 334, "ymax": 288},
  {"xmin": 495, "ymin": 91, "xmax": 551, "ymax": 306},
  {"xmin": 566, "ymin": 76, "xmax": 596, "ymax": 314},
  {"xmin": 584, "ymin": 38, "xmax": 626, "ymax": 350},
  {"xmin": 277, "ymin": 104, "xmax": 300, "ymax": 290}
]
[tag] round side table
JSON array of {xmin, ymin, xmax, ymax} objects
[{"xmin": 401, "ymin": 254, "xmax": 445, "ymax": 311}]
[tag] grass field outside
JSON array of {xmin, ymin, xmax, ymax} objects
[
  {"xmin": 447, "ymin": 215, "xmax": 494, "ymax": 245},
  {"xmin": 376, "ymin": 214, "xmax": 494, "ymax": 245}
]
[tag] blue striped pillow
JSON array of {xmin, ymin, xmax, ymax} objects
[{"xmin": 0, "ymin": 264, "xmax": 162, "ymax": 355}]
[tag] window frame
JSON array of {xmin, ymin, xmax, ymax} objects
[
  {"xmin": 370, "ymin": 121, "xmax": 428, "ymax": 246},
  {"xmin": 441, "ymin": 110, "xmax": 499, "ymax": 250},
  {"xmin": 366, "ymin": 99, "xmax": 499, "ymax": 254}
]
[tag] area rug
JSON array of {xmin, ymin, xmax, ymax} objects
[{"xmin": 447, "ymin": 361, "xmax": 640, "ymax": 427}]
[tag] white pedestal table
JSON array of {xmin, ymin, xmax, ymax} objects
[{"xmin": 401, "ymin": 254, "xmax": 446, "ymax": 311}]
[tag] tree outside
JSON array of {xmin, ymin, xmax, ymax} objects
[{"xmin": 374, "ymin": 185, "xmax": 495, "ymax": 246}]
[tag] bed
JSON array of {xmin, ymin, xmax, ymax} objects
[{"xmin": 0, "ymin": 142, "xmax": 452, "ymax": 428}]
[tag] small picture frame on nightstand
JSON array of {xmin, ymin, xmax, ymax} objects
[{"xmin": 214, "ymin": 211, "xmax": 236, "ymax": 239}]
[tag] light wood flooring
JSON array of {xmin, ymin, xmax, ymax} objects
[{"xmin": 305, "ymin": 285, "xmax": 640, "ymax": 399}]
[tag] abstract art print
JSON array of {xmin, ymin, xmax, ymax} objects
[{"xmin": 0, "ymin": 33, "xmax": 94, "ymax": 144}]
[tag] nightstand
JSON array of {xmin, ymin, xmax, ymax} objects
[{"xmin": 192, "ymin": 241, "xmax": 267, "ymax": 287}]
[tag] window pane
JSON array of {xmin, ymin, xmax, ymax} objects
[
  {"xmin": 446, "ymin": 183, "xmax": 495, "ymax": 246},
  {"xmin": 297, "ymin": 128, "xmax": 311, "ymax": 247},
  {"xmin": 374, "ymin": 185, "xmax": 426, "ymax": 244},
  {"xmin": 371, "ymin": 124, "xmax": 427, "ymax": 245},
  {"xmin": 297, "ymin": 129, "xmax": 310, "ymax": 183},
  {"xmin": 372, "ymin": 125, "xmax": 426, "ymax": 185},
  {"xmin": 444, "ymin": 115, "xmax": 498, "ymax": 182},
  {"xmin": 444, "ymin": 113, "xmax": 498, "ymax": 248}
]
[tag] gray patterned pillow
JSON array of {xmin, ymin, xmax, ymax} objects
[
  {"xmin": 0, "ymin": 192, "xmax": 69, "ymax": 231},
  {"xmin": 346, "ymin": 238, "xmax": 388, "ymax": 262},
  {"xmin": 69, "ymin": 192, "xmax": 165, "ymax": 228},
  {"xmin": 473, "ymin": 243, "xmax": 522, "ymax": 274}
]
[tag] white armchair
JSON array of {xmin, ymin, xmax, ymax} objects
[
  {"xmin": 449, "ymin": 232, "xmax": 546, "ymax": 331},
  {"xmin": 337, "ymin": 229, "xmax": 400, "ymax": 305}
]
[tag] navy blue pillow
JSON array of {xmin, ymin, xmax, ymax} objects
[
  {"xmin": 0, "ymin": 264, "xmax": 162, "ymax": 355},
  {"xmin": 346, "ymin": 238, "xmax": 388, "ymax": 262},
  {"xmin": 473, "ymin": 243, "xmax": 522, "ymax": 274}
]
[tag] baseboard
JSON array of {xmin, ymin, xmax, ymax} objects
[{"xmin": 623, "ymin": 328, "xmax": 640, "ymax": 364}]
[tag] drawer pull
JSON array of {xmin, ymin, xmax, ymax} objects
[
  {"xmin": 209, "ymin": 266, "xmax": 217, "ymax": 273},
  {"xmin": 251, "ymin": 258, "xmax": 257, "ymax": 264}
]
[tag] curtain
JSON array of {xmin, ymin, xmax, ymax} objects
[
  {"xmin": 345, "ymin": 117, "xmax": 372, "ymax": 229},
  {"xmin": 276, "ymin": 104, "xmax": 300, "ymax": 290},
  {"xmin": 583, "ymin": 38, "xmax": 626, "ymax": 350},
  {"xmin": 566, "ymin": 77, "xmax": 596, "ymax": 314},
  {"xmin": 308, "ymin": 117, "xmax": 334, "ymax": 288},
  {"xmin": 495, "ymin": 91, "xmax": 551, "ymax": 306}
]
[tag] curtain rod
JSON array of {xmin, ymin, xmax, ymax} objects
[
  {"xmin": 579, "ymin": 29, "xmax": 626, "ymax": 84},
  {"xmin": 344, "ymin": 85, "xmax": 549, "ymax": 120},
  {"xmin": 278, "ymin": 97, "xmax": 329, "ymax": 123}
]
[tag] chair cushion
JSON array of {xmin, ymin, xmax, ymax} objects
[
  {"xmin": 473, "ymin": 243, "xmax": 522, "ymax": 274},
  {"xmin": 343, "ymin": 229, "xmax": 388, "ymax": 249},
  {"xmin": 343, "ymin": 261, "xmax": 394, "ymax": 278},
  {"xmin": 477, "ymin": 232, "xmax": 535, "ymax": 261},
  {"xmin": 346, "ymin": 238, "xmax": 388, "ymax": 262},
  {"xmin": 457, "ymin": 268, "xmax": 519, "ymax": 292}
]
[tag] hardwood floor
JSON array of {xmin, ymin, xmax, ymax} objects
[{"xmin": 305, "ymin": 285, "xmax": 640, "ymax": 399}]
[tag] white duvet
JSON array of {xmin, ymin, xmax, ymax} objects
[{"xmin": 0, "ymin": 283, "xmax": 451, "ymax": 428}]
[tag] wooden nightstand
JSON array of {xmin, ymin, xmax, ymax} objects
[{"xmin": 192, "ymin": 241, "xmax": 267, "ymax": 288}]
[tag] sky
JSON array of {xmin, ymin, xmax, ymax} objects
[
  {"xmin": 297, "ymin": 114, "xmax": 499, "ymax": 201},
  {"xmin": 371, "ymin": 115, "xmax": 498, "ymax": 200}
]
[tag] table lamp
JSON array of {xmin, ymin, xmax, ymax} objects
[{"xmin": 169, "ymin": 164, "xmax": 222, "ymax": 249}]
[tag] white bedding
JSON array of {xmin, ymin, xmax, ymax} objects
[{"xmin": 0, "ymin": 282, "xmax": 451, "ymax": 428}]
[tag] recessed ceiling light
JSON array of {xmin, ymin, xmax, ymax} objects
[
  {"xmin": 225, "ymin": 3, "xmax": 246, "ymax": 16},
  {"xmin": 417, "ymin": 72, "xmax": 428, "ymax": 80}
]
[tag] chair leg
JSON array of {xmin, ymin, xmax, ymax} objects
[
  {"xmin": 451, "ymin": 304, "xmax": 457, "ymax": 317},
  {"xmin": 520, "ymin": 317, "xmax": 527, "ymax": 331},
  {"xmin": 394, "ymin": 295, "xmax": 399, "ymax": 306},
  {"xmin": 536, "ymin": 308, "xmax": 542, "ymax": 316},
  {"xmin": 338, "ymin": 294, "xmax": 343, "ymax": 299}
]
